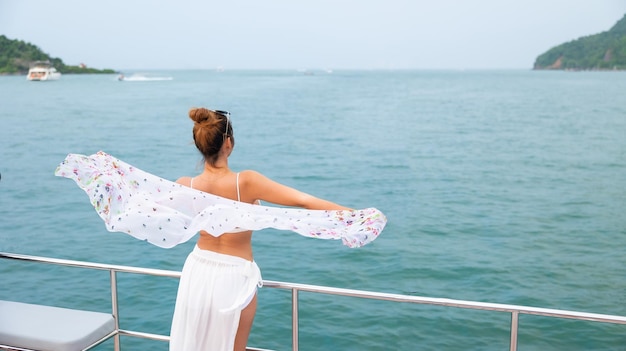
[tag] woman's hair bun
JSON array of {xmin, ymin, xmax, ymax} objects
[{"xmin": 189, "ymin": 107, "xmax": 214, "ymax": 124}]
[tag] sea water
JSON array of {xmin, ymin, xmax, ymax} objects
[{"xmin": 0, "ymin": 70, "xmax": 624, "ymax": 350}]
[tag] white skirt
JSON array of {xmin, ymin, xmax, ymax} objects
[{"xmin": 169, "ymin": 246, "xmax": 262, "ymax": 351}]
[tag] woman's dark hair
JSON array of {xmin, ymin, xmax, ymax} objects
[{"xmin": 188, "ymin": 107, "xmax": 233, "ymax": 165}]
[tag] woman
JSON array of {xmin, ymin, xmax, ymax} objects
[
  {"xmin": 169, "ymin": 108, "xmax": 350, "ymax": 351},
  {"xmin": 55, "ymin": 108, "xmax": 385, "ymax": 350}
]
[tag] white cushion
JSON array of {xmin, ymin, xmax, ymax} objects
[{"xmin": 0, "ymin": 300, "xmax": 115, "ymax": 351}]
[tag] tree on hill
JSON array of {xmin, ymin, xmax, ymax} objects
[
  {"xmin": 0, "ymin": 35, "xmax": 115, "ymax": 74},
  {"xmin": 534, "ymin": 14, "xmax": 626, "ymax": 70}
]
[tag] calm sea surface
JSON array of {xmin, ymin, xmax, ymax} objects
[{"xmin": 1, "ymin": 70, "xmax": 625, "ymax": 350}]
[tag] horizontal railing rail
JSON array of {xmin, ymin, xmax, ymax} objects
[{"xmin": 1, "ymin": 251, "xmax": 625, "ymax": 351}]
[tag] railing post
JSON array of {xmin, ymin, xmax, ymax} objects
[
  {"xmin": 110, "ymin": 269, "xmax": 121, "ymax": 351},
  {"xmin": 510, "ymin": 311, "xmax": 519, "ymax": 351},
  {"xmin": 292, "ymin": 288, "xmax": 299, "ymax": 351}
]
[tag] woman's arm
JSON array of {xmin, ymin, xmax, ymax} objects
[{"xmin": 241, "ymin": 170, "xmax": 351, "ymax": 210}]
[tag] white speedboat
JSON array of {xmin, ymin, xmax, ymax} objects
[{"xmin": 27, "ymin": 61, "xmax": 61, "ymax": 81}]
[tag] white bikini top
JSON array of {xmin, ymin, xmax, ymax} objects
[{"xmin": 190, "ymin": 173, "xmax": 241, "ymax": 202}]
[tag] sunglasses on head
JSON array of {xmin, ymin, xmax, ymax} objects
[
  {"xmin": 212, "ymin": 109, "xmax": 231, "ymax": 138},
  {"xmin": 213, "ymin": 110, "xmax": 230, "ymax": 117}
]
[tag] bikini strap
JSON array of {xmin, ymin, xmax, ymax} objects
[
  {"xmin": 236, "ymin": 172, "xmax": 241, "ymax": 202},
  {"xmin": 190, "ymin": 177, "xmax": 194, "ymax": 189}
]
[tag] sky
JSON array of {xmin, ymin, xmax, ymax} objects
[{"xmin": 1, "ymin": 0, "xmax": 625, "ymax": 70}]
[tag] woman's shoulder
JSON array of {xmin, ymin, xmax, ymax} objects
[
  {"xmin": 238, "ymin": 170, "xmax": 262, "ymax": 177},
  {"xmin": 238, "ymin": 169, "xmax": 265, "ymax": 179},
  {"xmin": 239, "ymin": 170, "xmax": 281, "ymax": 190},
  {"xmin": 175, "ymin": 176, "xmax": 192, "ymax": 186},
  {"xmin": 237, "ymin": 170, "xmax": 263, "ymax": 183}
]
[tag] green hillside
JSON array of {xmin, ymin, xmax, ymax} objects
[
  {"xmin": 534, "ymin": 14, "xmax": 626, "ymax": 70},
  {"xmin": 0, "ymin": 35, "xmax": 115, "ymax": 74}
]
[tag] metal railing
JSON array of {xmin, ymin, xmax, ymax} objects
[{"xmin": 1, "ymin": 251, "xmax": 625, "ymax": 351}]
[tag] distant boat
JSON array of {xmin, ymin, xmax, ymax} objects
[
  {"xmin": 117, "ymin": 73, "xmax": 173, "ymax": 82},
  {"xmin": 27, "ymin": 61, "xmax": 61, "ymax": 81}
]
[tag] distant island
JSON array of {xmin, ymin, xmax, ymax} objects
[
  {"xmin": 0, "ymin": 35, "xmax": 115, "ymax": 75},
  {"xmin": 534, "ymin": 14, "xmax": 626, "ymax": 70}
]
